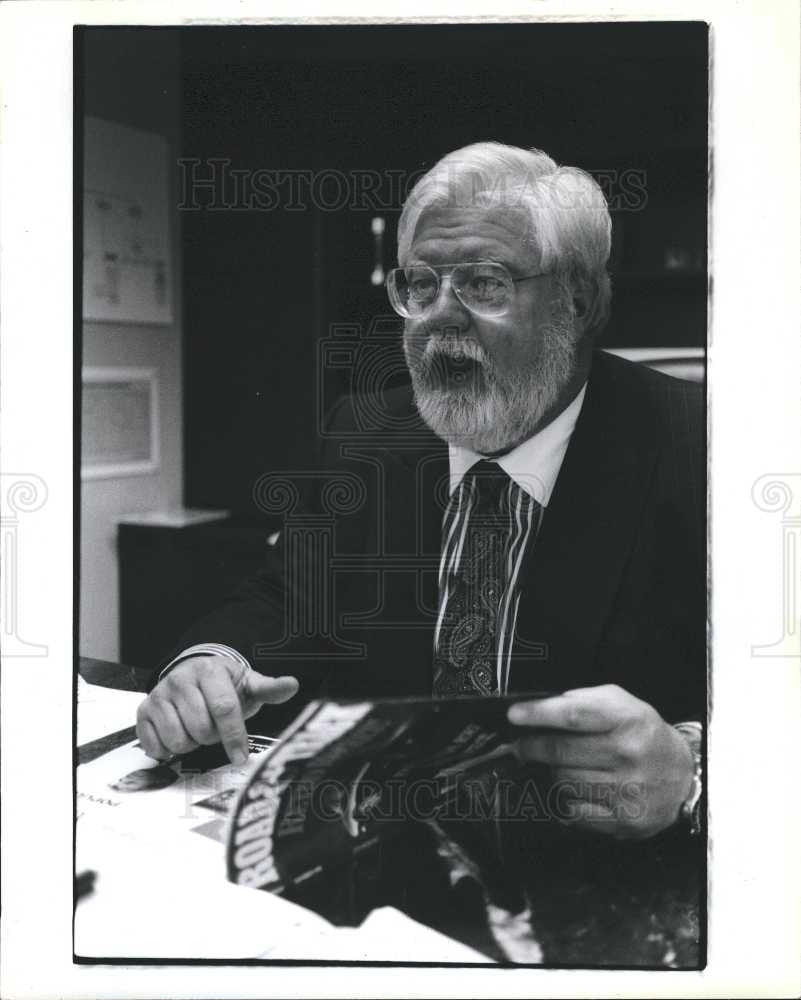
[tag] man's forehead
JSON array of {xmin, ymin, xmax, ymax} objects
[{"xmin": 405, "ymin": 205, "xmax": 534, "ymax": 265}]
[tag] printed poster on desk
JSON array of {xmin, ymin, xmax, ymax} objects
[{"xmin": 225, "ymin": 693, "xmax": 554, "ymax": 910}]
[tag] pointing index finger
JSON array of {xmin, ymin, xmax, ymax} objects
[{"xmin": 196, "ymin": 668, "xmax": 249, "ymax": 765}]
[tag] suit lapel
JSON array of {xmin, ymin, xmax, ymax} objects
[
  {"xmin": 347, "ymin": 398, "xmax": 448, "ymax": 695},
  {"xmin": 391, "ymin": 421, "xmax": 450, "ymax": 632},
  {"xmin": 509, "ymin": 353, "xmax": 661, "ymax": 693}
]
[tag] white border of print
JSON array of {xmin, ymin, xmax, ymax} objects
[
  {"xmin": 81, "ymin": 367, "xmax": 160, "ymax": 479},
  {"xmin": 1, "ymin": 2, "xmax": 800, "ymax": 1000}
]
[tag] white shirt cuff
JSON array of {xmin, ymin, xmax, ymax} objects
[{"xmin": 157, "ymin": 643, "xmax": 251, "ymax": 683}]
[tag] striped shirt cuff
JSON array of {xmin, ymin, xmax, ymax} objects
[{"xmin": 157, "ymin": 643, "xmax": 252, "ymax": 683}]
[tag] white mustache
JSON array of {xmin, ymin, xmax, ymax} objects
[{"xmin": 421, "ymin": 337, "xmax": 488, "ymax": 367}]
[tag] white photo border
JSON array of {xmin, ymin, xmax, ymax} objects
[{"xmin": 1, "ymin": 2, "xmax": 799, "ymax": 999}]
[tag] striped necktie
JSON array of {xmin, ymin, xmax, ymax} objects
[{"xmin": 432, "ymin": 460, "xmax": 544, "ymax": 697}]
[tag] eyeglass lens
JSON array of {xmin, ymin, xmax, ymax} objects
[{"xmin": 389, "ymin": 263, "xmax": 514, "ymax": 316}]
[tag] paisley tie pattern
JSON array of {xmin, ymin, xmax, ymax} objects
[{"xmin": 432, "ymin": 461, "xmax": 541, "ymax": 697}]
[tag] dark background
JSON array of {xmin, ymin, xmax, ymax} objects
[
  {"xmin": 81, "ymin": 23, "xmax": 708, "ymax": 667},
  {"xmin": 179, "ymin": 23, "xmax": 708, "ymax": 512}
]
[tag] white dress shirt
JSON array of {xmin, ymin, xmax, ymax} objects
[{"xmin": 446, "ymin": 382, "xmax": 588, "ymax": 506}]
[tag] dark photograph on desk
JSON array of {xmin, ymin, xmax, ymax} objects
[{"xmin": 75, "ymin": 20, "xmax": 708, "ymax": 968}]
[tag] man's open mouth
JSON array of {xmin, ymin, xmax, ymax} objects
[{"xmin": 424, "ymin": 352, "xmax": 485, "ymax": 390}]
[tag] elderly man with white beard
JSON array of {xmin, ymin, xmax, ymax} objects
[{"xmin": 137, "ymin": 142, "xmax": 705, "ymax": 843}]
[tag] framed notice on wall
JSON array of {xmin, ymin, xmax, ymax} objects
[
  {"xmin": 83, "ymin": 117, "xmax": 173, "ymax": 325},
  {"xmin": 81, "ymin": 367, "xmax": 160, "ymax": 479}
]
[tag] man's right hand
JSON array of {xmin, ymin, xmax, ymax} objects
[{"xmin": 136, "ymin": 655, "xmax": 299, "ymax": 766}]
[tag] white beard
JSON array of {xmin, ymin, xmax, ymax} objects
[{"xmin": 404, "ymin": 312, "xmax": 579, "ymax": 454}]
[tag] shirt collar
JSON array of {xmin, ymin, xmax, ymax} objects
[{"xmin": 447, "ymin": 382, "xmax": 587, "ymax": 507}]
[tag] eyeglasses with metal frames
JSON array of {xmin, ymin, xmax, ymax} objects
[{"xmin": 385, "ymin": 261, "xmax": 548, "ymax": 319}]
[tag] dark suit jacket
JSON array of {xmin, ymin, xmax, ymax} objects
[{"xmin": 163, "ymin": 351, "xmax": 706, "ymax": 725}]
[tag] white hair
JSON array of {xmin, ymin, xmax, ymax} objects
[{"xmin": 397, "ymin": 141, "xmax": 612, "ymax": 336}]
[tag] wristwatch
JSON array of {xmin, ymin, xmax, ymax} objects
[{"xmin": 674, "ymin": 721, "xmax": 703, "ymax": 836}]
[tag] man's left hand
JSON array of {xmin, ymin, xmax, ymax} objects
[{"xmin": 508, "ymin": 684, "xmax": 695, "ymax": 839}]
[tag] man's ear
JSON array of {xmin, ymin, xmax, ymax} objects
[
  {"xmin": 572, "ymin": 284, "xmax": 591, "ymax": 321},
  {"xmin": 571, "ymin": 276, "xmax": 604, "ymax": 338}
]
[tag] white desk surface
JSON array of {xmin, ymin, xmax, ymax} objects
[{"xmin": 75, "ymin": 681, "xmax": 487, "ymax": 963}]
